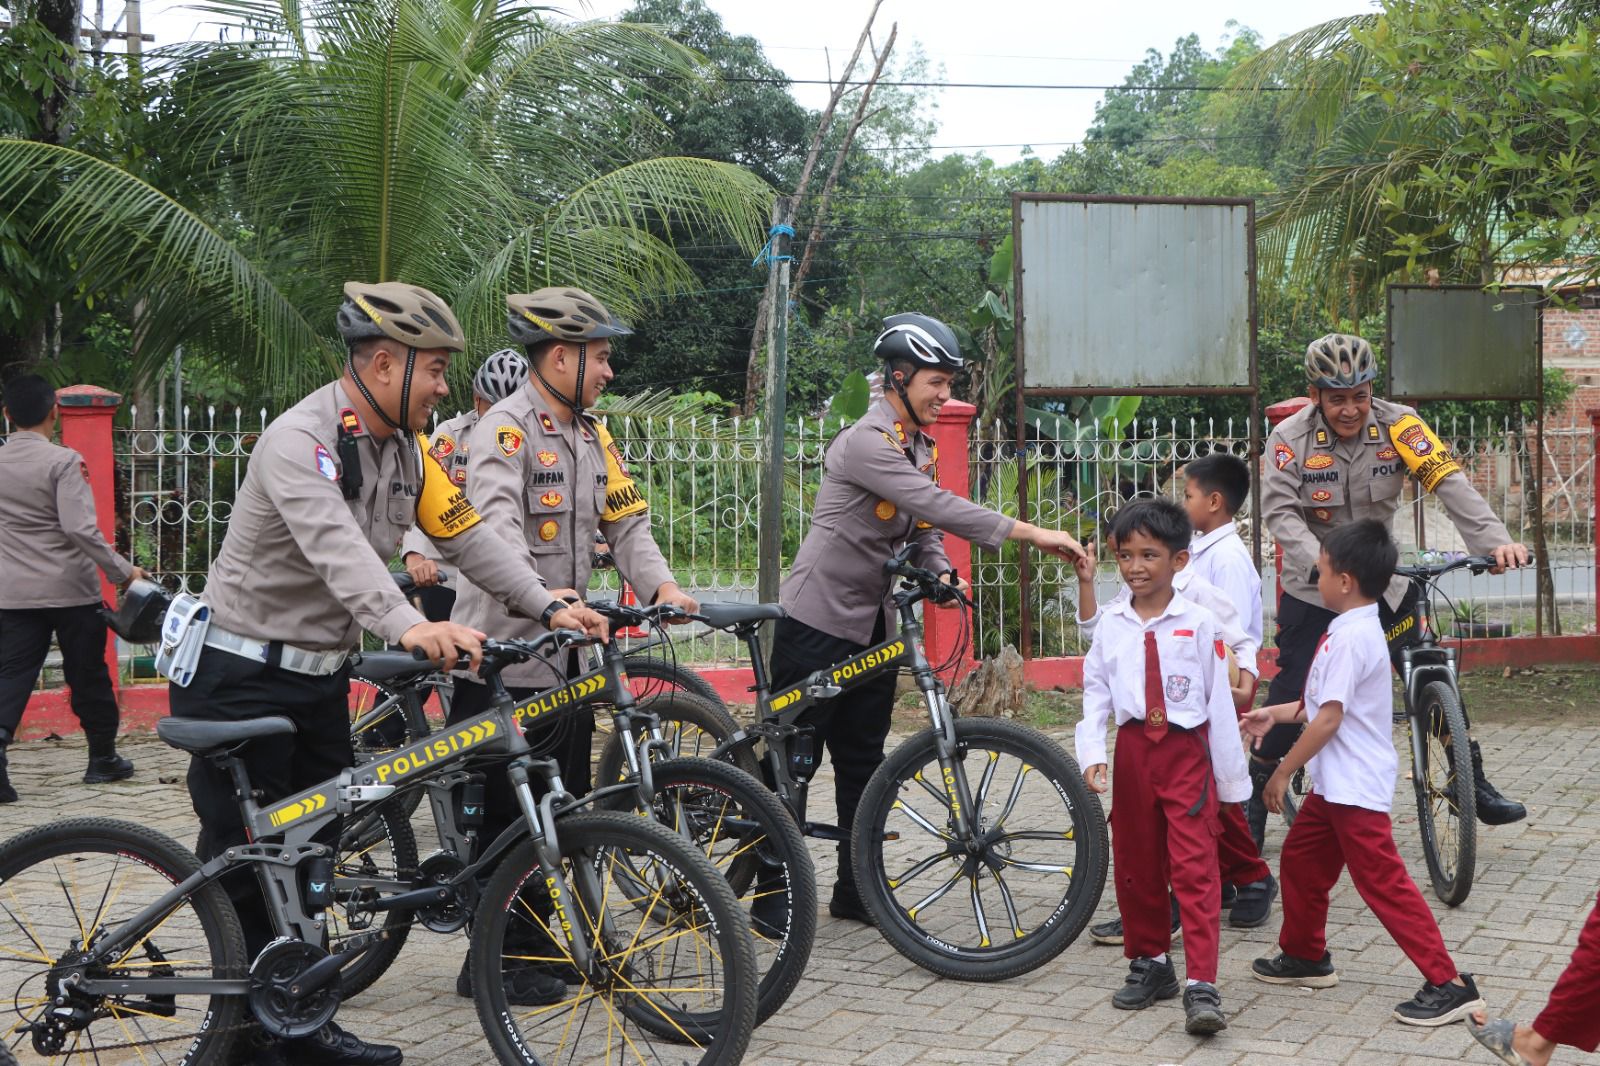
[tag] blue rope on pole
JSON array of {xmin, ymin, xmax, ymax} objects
[{"xmin": 752, "ymin": 223, "xmax": 797, "ymax": 267}]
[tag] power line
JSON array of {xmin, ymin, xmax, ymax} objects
[{"xmin": 691, "ymin": 74, "xmax": 1301, "ymax": 91}]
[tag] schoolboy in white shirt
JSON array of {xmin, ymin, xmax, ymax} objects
[
  {"xmin": 1241, "ymin": 518, "xmax": 1487, "ymax": 1027},
  {"xmin": 1182, "ymin": 453, "xmax": 1263, "ymax": 671},
  {"xmin": 1077, "ymin": 499, "xmax": 1250, "ymax": 1036}
]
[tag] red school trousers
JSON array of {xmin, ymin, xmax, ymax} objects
[
  {"xmin": 1111, "ymin": 722, "xmax": 1221, "ymax": 983},
  {"xmin": 1277, "ymin": 792, "xmax": 1457, "ymax": 986},
  {"xmin": 1217, "ymin": 802, "xmax": 1270, "ymax": 887},
  {"xmin": 1532, "ymin": 889, "xmax": 1600, "ymax": 1052}
]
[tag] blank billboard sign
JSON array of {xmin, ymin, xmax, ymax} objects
[
  {"xmin": 1015, "ymin": 195, "xmax": 1254, "ymax": 391},
  {"xmin": 1387, "ymin": 285, "xmax": 1542, "ymax": 400}
]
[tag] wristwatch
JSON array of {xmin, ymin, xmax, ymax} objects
[{"xmin": 540, "ymin": 601, "xmax": 563, "ymax": 629}]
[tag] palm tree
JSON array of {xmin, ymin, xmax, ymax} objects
[{"xmin": 0, "ymin": 0, "xmax": 773, "ymax": 393}]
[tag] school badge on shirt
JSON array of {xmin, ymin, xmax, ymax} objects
[{"xmin": 1164, "ymin": 676, "xmax": 1190, "ymax": 702}]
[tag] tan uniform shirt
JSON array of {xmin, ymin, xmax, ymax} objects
[
  {"xmin": 0, "ymin": 430, "xmax": 133, "ymax": 609},
  {"xmin": 1262, "ymin": 396, "xmax": 1512, "ymax": 609},
  {"xmin": 203, "ymin": 382, "xmax": 555, "ymax": 650},
  {"xmin": 453, "ymin": 382, "xmax": 673, "ymax": 686},
  {"xmin": 781, "ymin": 398, "xmax": 1014, "ymax": 645},
  {"xmin": 399, "ymin": 408, "xmax": 480, "ymax": 573}
]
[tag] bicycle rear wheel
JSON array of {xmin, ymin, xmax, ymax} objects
[
  {"xmin": 0, "ymin": 818, "xmax": 247, "ymax": 1065},
  {"xmin": 348, "ymin": 676, "xmax": 431, "ymax": 821},
  {"xmin": 325, "ymin": 799, "xmax": 420, "ymax": 999},
  {"xmin": 621, "ymin": 655, "xmax": 727, "ymax": 711},
  {"xmin": 1412, "ymin": 679, "xmax": 1476, "ymax": 906},
  {"xmin": 471, "ymin": 811, "xmax": 757, "ymax": 1065},
  {"xmin": 853, "ymin": 717, "xmax": 1108, "ymax": 981},
  {"xmin": 594, "ymin": 691, "xmax": 759, "ymax": 786}
]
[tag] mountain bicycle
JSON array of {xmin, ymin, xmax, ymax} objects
[
  {"xmin": 0, "ymin": 631, "xmax": 757, "ymax": 1066},
  {"xmin": 688, "ymin": 546, "xmax": 1108, "ymax": 981},
  {"xmin": 1280, "ymin": 553, "xmax": 1496, "ymax": 906},
  {"xmin": 334, "ymin": 607, "xmax": 815, "ymax": 1025}
]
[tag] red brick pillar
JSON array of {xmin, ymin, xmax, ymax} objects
[
  {"xmin": 1265, "ymin": 397, "xmax": 1312, "ymax": 612},
  {"xmin": 56, "ymin": 385, "xmax": 123, "ymax": 695},
  {"xmin": 922, "ymin": 399, "xmax": 978, "ymax": 677},
  {"xmin": 1588, "ymin": 408, "xmax": 1600, "ymax": 634}
]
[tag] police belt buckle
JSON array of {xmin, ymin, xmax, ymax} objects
[{"xmin": 204, "ymin": 626, "xmax": 350, "ymax": 677}]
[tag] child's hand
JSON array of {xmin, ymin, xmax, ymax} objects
[
  {"xmin": 1238, "ymin": 706, "xmax": 1273, "ymax": 746},
  {"xmin": 1262, "ymin": 768, "xmax": 1290, "ymax": 814},
  {"xmin": 1072, "ymin": 540, "xmax": 1097, "ymax": 583},
  {"xmin": 1083, "ymin": 763, "xmax": 1108, "ymax": 794}
]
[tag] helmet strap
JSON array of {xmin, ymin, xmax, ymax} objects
[
  {"xmin": 531, "ymin": 341, "xmax": 586, "ymax": 417},
  {"xmin": 889, "ymin": 366, "xmax": 929, "ymax": 428},
  {"xmin": 345, "ymin": 345, "xmax": 413, "ymax": 436}
]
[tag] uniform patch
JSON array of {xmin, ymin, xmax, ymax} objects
[
  {"xmin": 1215, "ymin": 639, "xmax": 1227, "ymax": 660},
  {"xmin": 1388, "ymin": 414, "xmax": 1461, "ymax": 493},
  {"xmin": 497, "ymin": 427, "xmax": 523, "ymax": 457},
  {"xmin": 1304, "ymin": 454, "xmax": 1334, "ymax": 470},
  {"xmin": 1273, "ymin": 443, "xmax": 1295, "ymax": 470},
  {"xmin": 893, "ymin": 421, "xmax": 908, "ymax": 445},
  {"xmin": 875, "ymin": 500, "xmax": 898, "ymax": 521},
  {"xmin": 530, "ymin": 470, "xmax": 564, "ymax": 486},
  {"xmin": 452, "ymin": 468, "xmax": 467, "ymax": 485},
  {"xmin": 1311, "ymin": 489, "xmax": 1332, "ymax": 502},
  {"xmin": 538, "ymin": 412, "xmax": 556, "ymax": 434},
  {"xmin": 429, "ymin": 434, "xmax": 455, "ymax": 462},
  {"xmin": 1172, "ymin": 629, "xmax": 1194, "ymax": 638},
  {"xmin": 538, "ymin": 519, "xmax": 559, "ymax": 542},
  {"xmin": 1313, "ymin": 508, "xmax": 1332, "ymax": 522},
  {"xmin": 1396, "ymin": 424, "xmax": 1432, "ymax": 457},
  {"xmin": 915, "ymin": 520, "xmax": 933, "ymax": 530},
  {"xmin": 1164, "ymin": 676, "xmax": 1191, "ymax": 703},
  {"xmin": 1301, "ymin": 470, "xmax": 1339, "ymax": 484},
  {"xmin": 1376, "ymin": 447, "xmax": 1398, "ymax": 461},
  {"xmin": 339, "ymin": 407, "xmax": 362, "ymax": 435},
  {"xmin": 78, "ymin": 460, "xmax": 91, "ymax": 483},
  {"xmin": 539, "ymin": 491, "xmax": 563, "ymax": 508},
  {"xmin": 536, "ymin": 449, "xmax": 559, "ymax": 468},
  {"xmin": 314, "ymin": 444, "xmax": 338, "ymax": 480},
  {"xmin": 606, "ymin": 441, "xmax": 629, "ymax": 475}
]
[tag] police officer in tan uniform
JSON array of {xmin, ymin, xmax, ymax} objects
[
  {"xmin": 776, "ymin": 312, "xmax": 1086, "ymax": 922},
  {"xmin": 1255, "ymin": 333, "xmax": 1529, "ymax": 844},
  {"xmin": 449, "ymin": 286, "xmax": 694, "ymax": 1003},
  {"xmin": 169, "ymin": 282, "xmax": 602, "ymax": 1066},
  {"xmin": 399, "ymin": 348, "xmax": 529, "ymax": 620},
  {"xmin": 0, "ymin": 373, "xmax": 145, "ymax": 801}
]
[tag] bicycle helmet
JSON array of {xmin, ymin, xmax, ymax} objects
[
  {"xmin": 337, "ymin": 281, "xmax": 465, "ymax": 352},
  {"xmin": 473, "ymin": 348, "xmax": 528, "ymax": 404},
  {"xmin": 506, "ymin": 288, "xmax": 630, "ymax": 415},
  {"xmin": 1304, "ymin": 333, "xmax": 1377, "ymax": 390},
  {"xmin": 873, "ymin": 312, "xmax": 963, "ymax": 371}
]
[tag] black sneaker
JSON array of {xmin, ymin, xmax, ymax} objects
[
  {"xmin": 456, "ymin": 954, "xmax": 569, "ymax": 1006},
  {"xmin": 1183, "ymin": 981, "xmax": 1228, "ymax": 1035},
  {"xmin": 83, "ymin": 753, "xmax": 134, "ymax": 784},
  {"xmin": 1393, "ymin": 973, "xmax": 1487, "ymax": 1027},
  {"xmin": 261, "ymin": 1020, "xmax": 403, "ymax": 1065},
  {"xmin": 828, "ymin": 882, "xmax": 872, "ymax": 925},
  {"xmin": 1252, "ymin": 950, "xmax": 1339, "ymax": 988},
  {"xmin": 1111, "ymin": 956, "xmax": 1179, "ymax": 1010},
  {"xmin": 1090, "ymin": 898, "xmax": 1182, "ymax": 946},
  {"xmin": 1229, "ymin": 875, "xmax": 1278, "ymax": 929}
]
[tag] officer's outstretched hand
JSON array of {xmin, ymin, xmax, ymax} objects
[
  {"xmin": 1489, "ymin": 542, "xmax": 1530, "ymax": 574},
  {"xmin": 551, "ymin": 604, "xmax": 609, "ymax": 641},
  {"xmin": 653, "ymin": 583, "xmax": 700, "ymax": 623},
  {"xmin": 1030, "ymin": 527, "xmax": 1086, "ymax": 563},
  {"xmin": 402, "ymin": 621, "xmax": 486, "ymax": 674}
]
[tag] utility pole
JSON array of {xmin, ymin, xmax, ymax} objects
[{"xmin": 756, "ymin": 197, "xmax": 794, "ymax": 620}]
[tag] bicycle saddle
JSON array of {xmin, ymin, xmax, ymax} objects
[
  {"xmin": 697, "ymin": 602, "xmax": 786, "ymax": 629},
  {"xmin": 353, "ymin": 650, "xmax": 438, "ymax": 684},
  {"xmin": 156, "ymin": 715, "xmax": 295, "ymax": 755}
]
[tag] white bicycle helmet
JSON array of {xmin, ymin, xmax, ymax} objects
[
  {"xmin": 1305, "ymin": 333, "xmax": 1378, "ymax": 390},
  {"xmin": 473, "ymin": 348, "xmax": 528, "ymax": 404}
]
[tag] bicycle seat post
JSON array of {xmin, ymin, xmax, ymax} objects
[{"xmin": 212, "ymin": 748, "xmax": 264, "ymax": 830}]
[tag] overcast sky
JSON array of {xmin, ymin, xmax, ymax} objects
[{"xmin": 130, "ymin": 0, "xmax": 1374, "ymax": 165}]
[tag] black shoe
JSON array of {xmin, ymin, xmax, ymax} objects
[
  {"xmin": 1111, "ymin": 956, "xmax": 1179, "ymax": 1010},
  {"xmin": 1471, "ymin": 742, "xmax": 1526, "ymax": 825},
  {"xmin": 828, "ymin": 883, "xmax": 872, "ymax": 924},
  {"xmin": 1229, "ymin": 875, "xmax": 1277, "ymax": 929},
  {"xmin": 1393, "ymin": 973, "xmax": 1486, "ymax": 1027},
  {"xmin": 456, "ymin": 954, "xmax": 569, "ymax": 1006},
  {"xmin": 1252, "ymin": 950, "xmax": 1339, "ymax": 988},
  {"xmin": 1183, "ymin": 981, "xmax": 1228, "ymax": 1035},
  {"xmin": 749, "ymin": 865, "xmax": 790, "ymax": 939},
  {"xmin": 1220, "ymin": 881, "xmax": 1237, "ymax": 908},
  {"xmin": 83, "ymin": 753, "xmax": 134, "ymax": 784},
  {"xmin": 265, "ymin": 1021, "xmax": 403, "ymax": 1066},
  {"xmin": 0, "ymin": 749, "xmax": 15, "ymax": 804},
  {"xmin": 1090, "ymin": 897, "xmax": 1182, "ymax": 947}
]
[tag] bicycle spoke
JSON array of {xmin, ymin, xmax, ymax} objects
[
  {"xmin": 888, "ymin": 851, "xmax": 955, "ymax": 890},
  {"xmin": 967, "ymin": 876, "xmax": 994, "ymax": 947},
  {"xmin": 890, "ymin": 798, "xmax": 955, "ymax": 842},
  {"xmin": 989, "ymin": 763, "xmax": 1034, "ymax": 829},
  {"xmin": 906, "ymin": 870, "xmax": 963, "ymax": 919},
  {"xmin": 971, "ymin": 749, "xmax": 1001, "ymax": 820}
]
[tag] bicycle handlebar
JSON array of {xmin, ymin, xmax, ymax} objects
[
  {"xmin": 884, "ymin": 544, "xmax": 969, "ymax": 608},
  {"xmin": 392, "ymin": 570, "xmax": 448, "ymax": 596},
  {"xmin": 407, "ymin": 629, "xmax": 594, "ymax": 669},
  {"xmin": 1393, "ymin": 554, "xmax": 1504, "ymax": 582}
]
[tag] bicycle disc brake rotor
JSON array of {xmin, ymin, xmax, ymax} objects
[{"xmin": 248, "ymin": 939, "xmax": 340, "ymax": 1039}]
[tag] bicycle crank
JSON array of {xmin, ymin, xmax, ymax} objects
[{"xmin": 248, "ymin": 939, "xmax": 342, "ymax": 1039}]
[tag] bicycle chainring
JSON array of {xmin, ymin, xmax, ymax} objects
[
  {"xmin": 416, "ymin": 853, "xmax": 473, "ymax": 933},
  {"xmin": 247, "ymin": 939, "xmax": 340, "ymax": 1039}
]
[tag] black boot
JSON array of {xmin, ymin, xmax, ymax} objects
[
  {"xmin": 1470, "ymin": 741, "xmax": 1526, "ymax": 825},
  {"xmin": 1246, "ymin": 757, "xmax": 1276, "ymax": 853},
  {"xmin": 0, "ymin": 740, "xmax": 15, "ymax": 804},
  {"xmin": 84, "ymin": 736, "xmax": 134, "ymax": 785}
]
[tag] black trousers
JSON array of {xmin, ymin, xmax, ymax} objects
[
  {"xmin": 169, "ymin": 646, "xmax": 353, "ymax": 954},
  {"xmin": 768, "ymin": 612, "xmax": 898, "ymax": 887},
  {"xmin": 0, "ymin": 604, "xmax": 120, "ymax": 753},
  {"xmin": 1256, "ymin": 586, "xmax": 1425, "ymax": 761}
]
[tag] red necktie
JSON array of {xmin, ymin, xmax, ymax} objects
[{"xmin": 1144, "ymin": 630, "xmax": 1168, "ymax": 741}]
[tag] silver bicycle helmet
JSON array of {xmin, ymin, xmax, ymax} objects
[
  {"xmin": 873, "ymin": 312, "xmax": 963, "ymax": 370},
  {"xmin": 473, "ymin": 348, "xmax": 528, "ymax": 404},
  {"xmin": 1304, "ymin": 333, "xmax": 1377, "ymax": 390}
]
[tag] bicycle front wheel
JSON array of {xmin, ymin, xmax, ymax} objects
[
  {"xmin": 1412, "ymin": 679, "xmax": 1476, "ymax": 906},
  {"xmin": 0, "ymin": 818, "xmax": 248, "ymax": 1065},
  {"xmin": 854, "ymin": 717, "xmax": 1108, "ymax": 981},
  {"xmin": 471, "ymin": 811, "xmax": 757, "ymax": 1065},
  {"xmin": 621, "ymin": 655, "xmax": 728, "ymax": 711}
]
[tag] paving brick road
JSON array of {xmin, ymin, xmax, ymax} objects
[{"xmin": 0, "ymin": 716, "xmax": 1590, "ymax": 1065}]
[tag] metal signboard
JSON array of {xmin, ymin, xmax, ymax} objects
[{"xmin": 1386, "ymin": 285, "xmax": 1543, "ymax": 401}]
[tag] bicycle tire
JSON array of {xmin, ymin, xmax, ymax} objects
[
  {"xmin": 622, "ymin": 654, "xmax": 728, "ymax": 711},
  {"xmin": 348, "ymin": 676, "xmax": 433, "ymax": 820},
  {"xmin": 471, "ymin": 811, "xmax": 757, "ymax": 1064},
  {"xmin": 0, "ymin": 817, "xmax": 248, "ymax": 1065},
  {"xmin": 324, "ymin": 799, "xmax": 421, "ymax": 999},
  {"xmin": 853, "ymin": 717, "xmax": 1108, "ymax": 981},
  {"xmin": 599, "ymin": 756, "xmax": 816, "ymax": 1025},
  {"xmin": 594, "ymin": 690, "xmax": 760, "ymax": 786},
  {"xmin": 1413, "ymin": 679, "xmax": 1476, "ymax": 906}
]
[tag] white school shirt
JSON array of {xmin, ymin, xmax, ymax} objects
[
  {"xmin": 1303, "ymin": 602, "xmax": 1398, "ymax": 813},
  {"xmin": 1078, "ymin": 570, "xmax": 1258, "ymax": 678},
  {"xmin": 1188, "ymin": 524, "xmax": 1263, "ymax": 668},
  {"xmin": 1075, "ymin": 591, "xmax": 1251, "ymax": 804}
]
